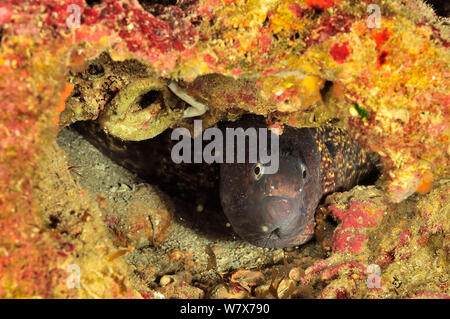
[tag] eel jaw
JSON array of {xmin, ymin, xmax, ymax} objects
[
  {"xmin": 168, "ymin": 81, "xmax": 209, "ymax": 118},
  {"xmin": 224, "ymin": 194, "xmax": 311, "ymax": 248}
]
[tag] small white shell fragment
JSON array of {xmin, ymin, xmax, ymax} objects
[{"xmin": 168, "ymin": 81, "xmax": 209, "ymax": 118}]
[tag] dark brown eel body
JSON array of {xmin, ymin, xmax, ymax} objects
[{"xmin": 72, "ymin": 115, "xmax": 377, "ymax": 248}]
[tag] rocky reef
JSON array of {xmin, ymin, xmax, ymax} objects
[
  {"xmin": 0, "ymin": 0, "xmax": 448, "ymax": 298},
  {"xmin": 58, "ymin": 0, "xmax": 448, "ymax": 202}
]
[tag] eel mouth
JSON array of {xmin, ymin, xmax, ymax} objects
[{"xmin": 225, "ymin": 195, "xmax": 308, "ymax": 248}]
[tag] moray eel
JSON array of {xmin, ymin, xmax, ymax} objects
[
  {"xmin": 71, "ymin": 115, "xmax": 377, "ymax": 248},
  {"xmin": 220, "ymin": 116, "xmax": 377, "ymax": 248},
  {"xmin": 71, "ymin": 120, "xmax": 221, "ymax": 210}
]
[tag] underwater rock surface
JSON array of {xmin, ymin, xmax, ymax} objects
[{"xmin": 0, "ymin": 0, "xmax": 448, "ymax": 298}]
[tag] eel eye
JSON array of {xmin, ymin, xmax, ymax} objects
[
  {"xmin": 301, "ymin": 163, "xmax": 307, "ymax": 179},
  {"xmin": 253, "ymin": 163, "xmax": 264, "ymax": 180}
]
